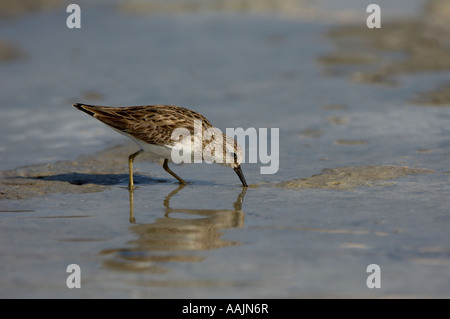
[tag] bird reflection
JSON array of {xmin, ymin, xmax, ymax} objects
[{"xmin": 100, "ymin": 186, "xmax": 246, "ymax": 273}]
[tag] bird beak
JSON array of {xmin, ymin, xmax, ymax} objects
[{"xmin": 234, "ymin": 165, "xmax": 248, "ymax": 187}]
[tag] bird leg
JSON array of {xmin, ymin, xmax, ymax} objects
[
  {"xmin": 163, "ymin": 158, "xmax": 187, "ymax": 185},
  {"xmin": 128, "ymin": 149, "xmax": 144, "ymax": 190}
]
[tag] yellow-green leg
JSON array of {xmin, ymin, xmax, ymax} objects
[
  {"xmin": 163, "ymin": 158, "xmax": 187, "ymax": 185},
  {"xmin": 128, "ymin": 188, "xmax": 135, "ymax": 224},
  {"xmin": 128, "ymin": 149, "xmax": 143, "ymax": 190}
]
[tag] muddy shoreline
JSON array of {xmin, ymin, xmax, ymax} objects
[{"xmin": 0, "ymin": 143, "xmax": 435, "ymax": 199}]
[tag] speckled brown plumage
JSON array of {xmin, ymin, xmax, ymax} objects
[
  {"xmin": 72, "ymin": 103, "xmax": 248, "ymax": 187},
  {"xmin": 73, "ymin": 104, "xmax": 214, "ymax": 147}
]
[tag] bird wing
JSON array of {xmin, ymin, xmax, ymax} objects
[{"xmin": 73, "ymin": 103, "xmax": 212, "ymax": 147}]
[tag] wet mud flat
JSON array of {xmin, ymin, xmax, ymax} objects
[
  {"xmin": 0, "ymin": 144, "xmax": 436, "ymax": 199},
  {"xmin": 1, "ymin": 0, "xmax": 450, "ymax": 298}
]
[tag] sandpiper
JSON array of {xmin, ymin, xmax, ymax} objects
[{"xmin": 73, "ymin": 103, "xmax": 248, "ymax": 188}]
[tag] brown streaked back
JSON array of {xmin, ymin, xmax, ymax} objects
[{"xmin": 73, "ymin": 103, "xmax": 214, "ymax": 147}]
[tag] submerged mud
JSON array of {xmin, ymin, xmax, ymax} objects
[
  {"xmin": 412, "ymin": 82, "xmax": 450, "ymax": 106},
  {"xmin": 0, "ymin": 0, "xmax": 61, "ymax": 18},
  {"xmin": 0, "ymin": 40, "xmax": 23, "ymax": 62},
  {"xmin": 317, "ymin": 0, "xmax": 450, "ymax": 105}
]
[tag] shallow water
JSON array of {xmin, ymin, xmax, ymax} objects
[{"xmin": 1, "ymin": 0, "xmax": 450, "ymax": 298}]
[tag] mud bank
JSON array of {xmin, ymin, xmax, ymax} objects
[
  {"xmin": 273, "ymin": 166, "xmax": 434, "ymax": 191},
  {"xmin": 1, "ymin": 146, "xmax": 434, "ymax": 199},
  {"xmin": 0, "ymin": 144, "xmax": 163, "ymax": 200}
]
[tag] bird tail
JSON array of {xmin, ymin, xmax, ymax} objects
[{"xmin": 72, "ymin": 103, "xmax": 100, "ymax": 117}]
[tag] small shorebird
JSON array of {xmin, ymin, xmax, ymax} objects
[{"xmin": 73, "ymin": 103, "xmax": 248, "ymax": 188}]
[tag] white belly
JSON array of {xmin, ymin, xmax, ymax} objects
[
  {"xmin": 112, "ymin": 127, "xmax": 202, "ymax": 164},
  {"xmin": 110, "ymin": 127, "xmax": 174, "ymax": 161}
]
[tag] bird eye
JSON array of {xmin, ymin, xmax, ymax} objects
[{"xmin": 230, "ymin": 152, "xmax": 238, "ymax": 161}]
